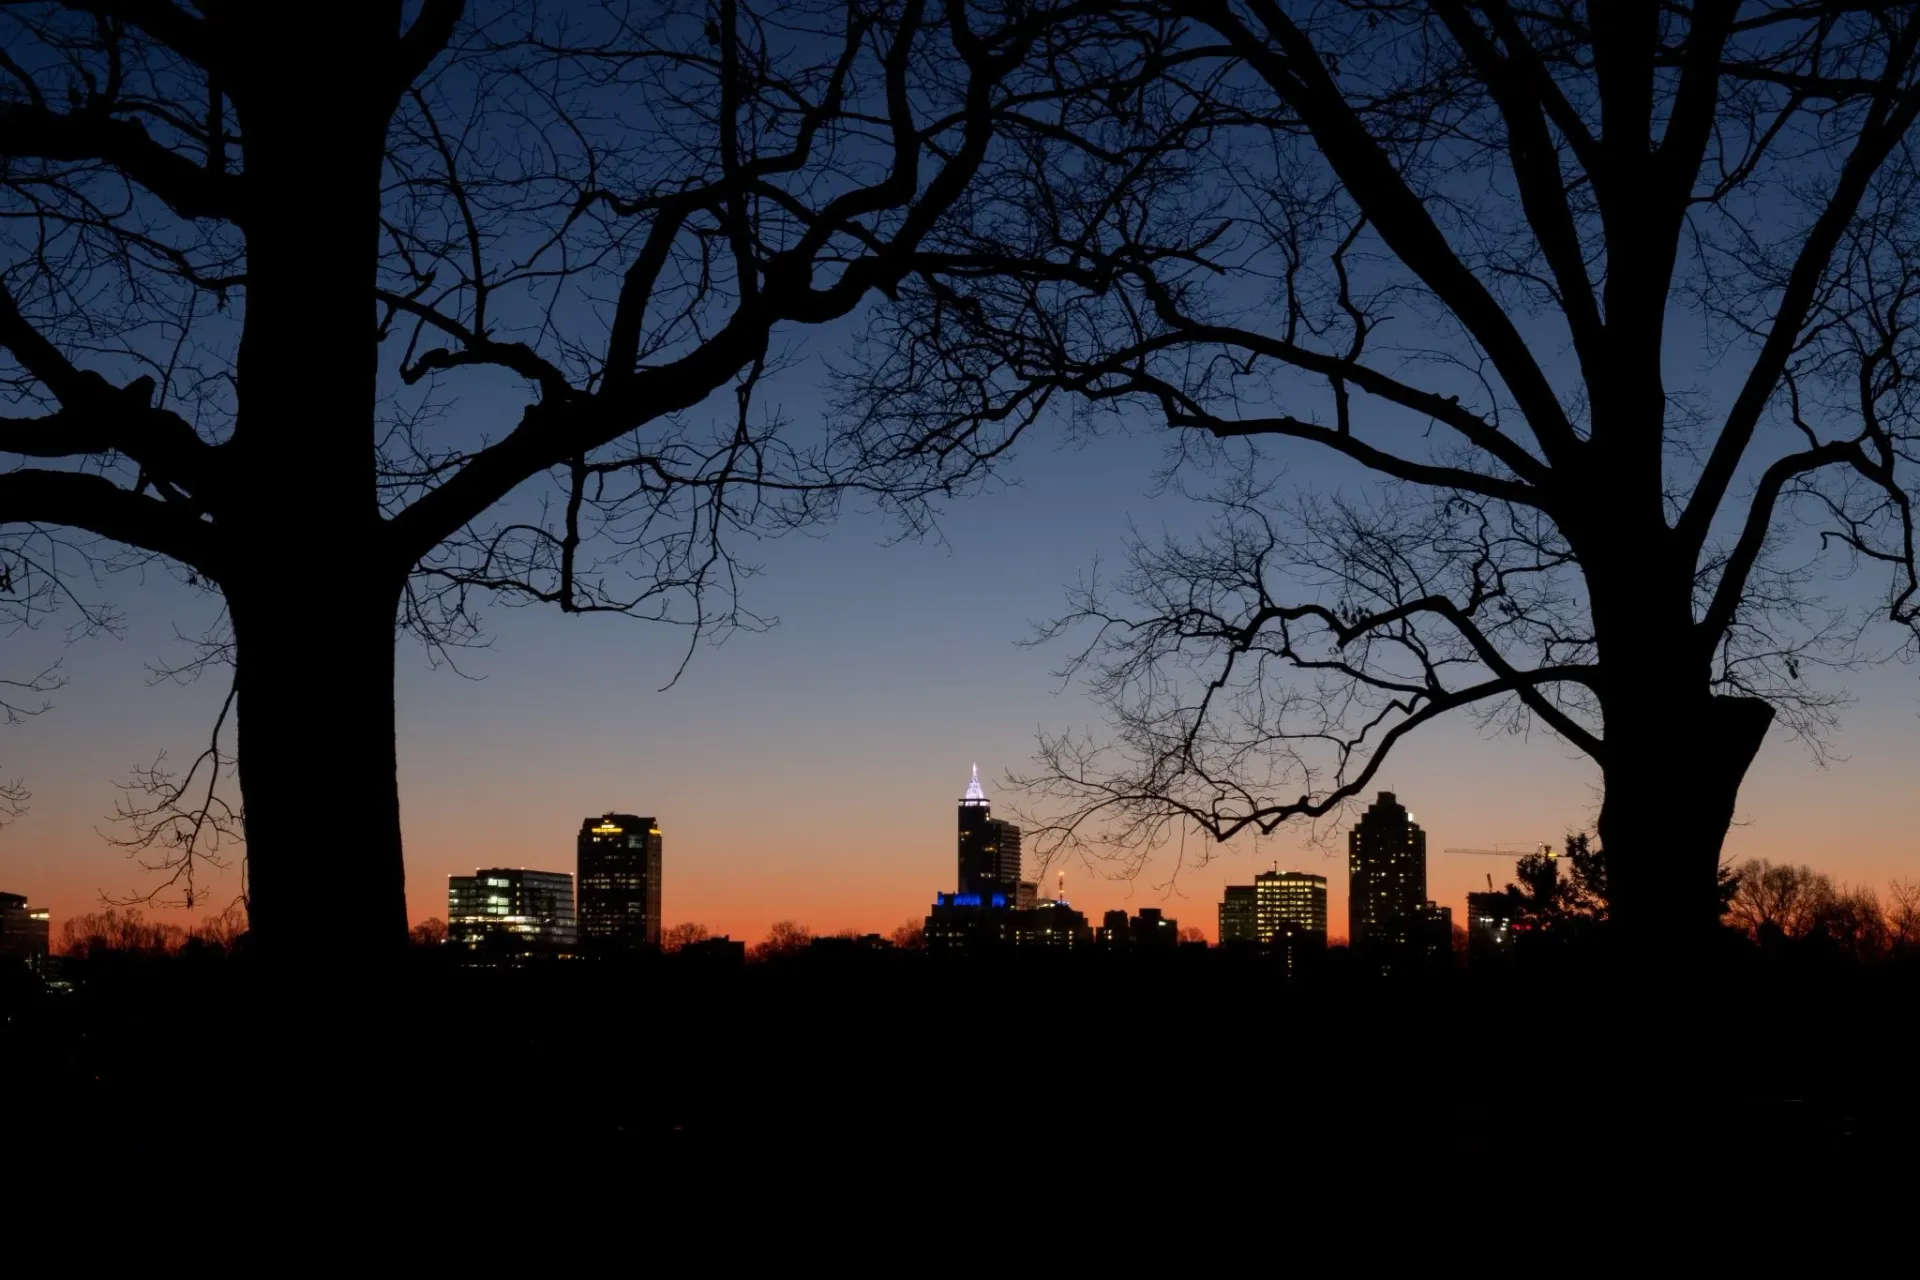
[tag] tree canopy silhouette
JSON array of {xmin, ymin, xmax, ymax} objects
[
  {"xmin": 848, "ymin": 0, "xmax": 1920, "ymax": 947},
  {"xmin": 0, "ymin": 1, "xmax": 1160, "ymax": 954}
]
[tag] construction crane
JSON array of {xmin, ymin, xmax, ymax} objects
[{"xmin": 1442, "ymin": 844, "xmax": 1556, "ymax": 860}]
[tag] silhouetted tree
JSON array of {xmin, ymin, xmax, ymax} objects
[
  {"xmin": 0, "ymin": 773, "xmax": 24, "ymax": 828},
  {"xmin": 191, "ymin": 905, "xmax": 248, "ymax": 953},
  {"xmin": 750, "ymin": 919, "xmax": 812, "ymax": 961},
  {"xmin": 1177, "ymin": 924, "xmax": 1208, "ymax": 946},
  {"xmin": 887, "ymin": 919, "xmax": 926, "ymax": 950},
  {"xmin": 1508, "ymin": 833, "xmax": 1734, "ymax": 941},
  {"xmin": 409, "ymin": 917, "xmax": 448, "ymax": 947},
  {"xmin": 852, "ymin": 2, "xmax": 1920, "ymax": 953},
  {"xmin": 1563, "ymin": 833, "xmax": 1610, "ymax": 921},
  {"xmin": 1812, "ymin": 883, "xmax": 1889, "ymax": 961},
  {"xmin": 0, "ymin": 664, "xmax": 58, "ymax": 828},
  {"xmin": 1887, "ymin": 879, "xmax": 1920, "ymax": 951},
  {"xmin": 1507, "ymin": 850, "xmax": 1570, "ymax": 919},
  {"xmin": 1725, "ymin": 856, "xmax": 1896, "ymax": 959},
  {"xmin": 0, "ymin": 2, "xmax": 1159, "ymax": 955},
  {"xmin": 1729, "ymin": 859, "xmax": 1835, "ymax": 938},
  {"xmin": 60, "ymin": 907, "xmax": 185, "ymax": 959},
  {"xmin": 660, "ymin": 921, "xmax": 710, "ymax": 954}
]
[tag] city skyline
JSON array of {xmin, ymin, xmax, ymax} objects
[
  {"xmin": 8, "ymin": 0, "xmax": 1920, "ymax": 1186},
  {"xmin": 4, "ymin": 351, "xmax": 1916, "ymax": 947},
  {"xmin": 11, "ymin": 728, "xmax": 1910, "ymax": 952},
  {"xmin": 0, "ymin": 293, "xmax": 1909, "ymax": 946}
]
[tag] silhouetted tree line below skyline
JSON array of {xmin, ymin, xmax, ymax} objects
[{"xmin": 6, "ymin": 904, "xmax": 1919, "ymax": 1186}]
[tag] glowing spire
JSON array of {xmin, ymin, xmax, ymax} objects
[{"xmin": 963, "ymin": 763, "xmax": 987, "ymax": 803}]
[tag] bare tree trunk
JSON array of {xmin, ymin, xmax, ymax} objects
[
  {"xmin": 219, "ymin": 14, "xmax": 403, "ymax": 961},
  {"xmin": 230, "ymin": 577, "xmax": 407, "ymax": 961},
  {"xmin": 1585, "ymin": 526, "xmax": 1773, "ymax": 958},
  {"xmin": 1599, "ymin": 694, "xmax": 1771, "ymax": 952}
]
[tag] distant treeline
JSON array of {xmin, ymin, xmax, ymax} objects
[{"xmin": 27, "ymin": 848, "xmax": 1918, "ymax": 972}]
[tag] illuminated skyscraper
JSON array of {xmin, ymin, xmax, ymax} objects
[
  {"xmin": 990, "ymin": 820, "xmax": 1023, "ymax": 892},
  {"xmin": 1348, "ymin": 792, "xmax": 1427, "ymax": 950},
  {"xmin": 1256, "ymin": 870, "xmax": 1329, "ymax": 940},
  {"xmin": 1219, "ymin": 886, "xmax": 1258, "ymax": 944},
  {"xmin": 956, "ymin": 764, "xmax": 1022, "ymax": 898},
  {"xmin": 448, "ymin": 869, "xmax": 578, "ymax": 955},
  {"xmin": 578, "ymin": 813, "xmax": 663, "ymax": 950}
]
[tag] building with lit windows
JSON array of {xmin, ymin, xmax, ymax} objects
[
  {"xmin": 1466, "ymin": 891, "xmax": 1515, "ymax": 960},
  {"xmin": 931, "ymin": 764, "xmax": 1058, "ymax": 951},
  {"xmin": 1130, "ymin": 907, "xmax": 1179, "ymax": 950},
  {"xmin": 990, "ymin": 820, "xmax": 1023, "ymax": 894},
  {"xmin": 1348, "ymin": 792, "xmax": 1427, "ymax": 950},
  {"xmin": 956, "ymin": 765, "xmax": 1023, "ymax": 899},
  {"xmin": 447, "ymin": 869, "xmax": 578, "ymax": 955},
  {"xmin": 0, "ymin": 891, "xmax": 50, "ymax": 975},
  {"xmin": 1415, "ymin": 902, "xmax": 1454, "ymax": 968},
  {"xmin": 1256, "ymin": 870, "xmax": 1328, "ymax": 939},
  {"xmin": 1095, "ymin": 907, "xmax": 1181, "ymax": 949},
  {"xmin": 926, "ymin": 890, "xmax": 1016, "ymax": 951},
  {"xmin": 1218, "ymin": 885, "xmax": 1258, "ymax": 945},
  {"xmin": 578, "ymin": 813, "xmax": 663, "ymax": 950},
  {"xmin": 1011, "ymin": 898, "xmax": 1092, "ymax": 948}
]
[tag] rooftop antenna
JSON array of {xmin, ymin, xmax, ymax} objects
[{"xmin": 1057, "ymin": 871, "xmax": 1066, "ymax": 904}]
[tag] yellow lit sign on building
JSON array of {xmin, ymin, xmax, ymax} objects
[{"xmin": 592, "ymin": 822, "xmax": 624, "ymax": 834}]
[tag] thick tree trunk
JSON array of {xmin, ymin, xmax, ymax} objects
[
  {"xmin": 230, "ymin": 576, "xmax": 408, "ymax": 962},
  {"xmin": 217, "ymin": 9, "xmax": 409, "ymax": 961},
  {"xmin": 1580, "ymin": 510, "xmax": 1774, "ymax": 965},
  {"xmin": 1598, "ymin": 693, "xmax": 1772, "ymax": 952}
]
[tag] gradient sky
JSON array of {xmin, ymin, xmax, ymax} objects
[
  {"xmin": 4, "ymin": 3, "xmax": 1917, "ymax": 949},
  {"xmin": 4, "ymin": 335, "xmax": 1916, "ymax": 945}
]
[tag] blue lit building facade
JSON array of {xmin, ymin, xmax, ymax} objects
[{"xmin": 927, "ymin": 766, "xmax": 1090, "ymax": 951}]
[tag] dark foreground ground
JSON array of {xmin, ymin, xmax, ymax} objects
[{"xmin": 6, "ymin": 945, "xmax": 1915, "ymax": 1203}]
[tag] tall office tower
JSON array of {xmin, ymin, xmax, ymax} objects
[
  {"xmin": 1255, "ymin": 870, "xmax": 1330, "ymax": 940},
  {"xmin": 1219, "ymin": 885, "xmax": 1258, "ymax": 944},
  {"xmin": 989, "ymin": 818, "xmax": 1023, "ymax": 893},
  {"xmin": 578, "ymin": 813, "xmax": 664, "ymax": 950},
  {"xmin": 1348, "ymin": 792, "xmax": 1427, "ymax": 949},
  {"xmin": 956, "ymin": 764, "xmax": 1022, "ymax": 898},
  {"xmin": 447, "ymin": 869, "xmax": 579, "ymax": 954}
]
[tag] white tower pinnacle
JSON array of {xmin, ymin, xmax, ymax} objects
[{"xmin": 963, "ymin": 762, "xmax": 987, "ymax": 803}]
